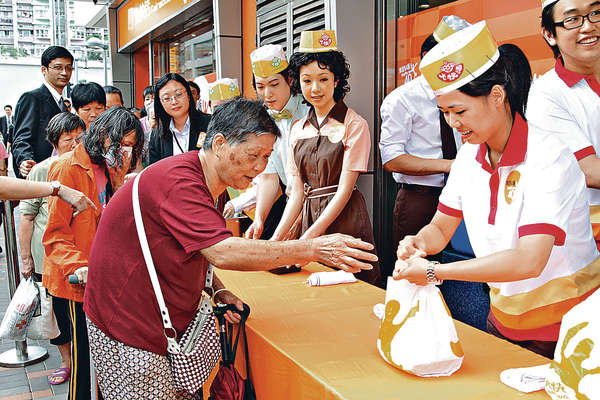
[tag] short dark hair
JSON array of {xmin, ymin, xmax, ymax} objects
[
  {"xmin": 541, "ymin": 3, "xmax": 561, "ymax": 58},
  {"xmin": 83, "ymin": 106, "xmax": 144, "ymax": 169},
  {"xmin": 104, "ymin": 86, "xmax": 124, "ymax": 105},
  {"xmin": 46, "ymin": 112, "xmax": 85, "ymax": 147},
  {"xmin": 421, "ymin": 34, "xmax": 438, "ymax": 59},
  {"xmin": 72, "ymin": 82, "xmax": 106, "ymax": 111},
  {"xmin": 203, "ymin": 97, "xmax": 280, "ymax": 150},
  {"xmin": 154, "ymin": 73, "xmax": 202, "ymax": 139},
  {"xmin": 4, "ymin": 105, "xmax": 11, "ymax": 110},
  {"xmin": 458, "ymin": 43, "xmax": 532, "ymax": 121},
  {"xmin": 251, "ymin": 66, "xmax": 292, "ymax": 90},
  {"xmin": 187, "ymin": 80, "xmax": 200, "ymax": 94},
  {"xmin": 289, "ymin": 51, "xmax": 351, "ymax": 103},
  {"xmin": 143, "ymin": 86, "xmax": 154, "ymax": 98},
  {"xmin": 41, "ymin": 46, "xmax": 73, "ymax": 68}
]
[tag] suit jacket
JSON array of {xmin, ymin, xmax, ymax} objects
[
  {"xmin": 12, "ymin": 85, "xmax": 61, "ymax": 178},
  {"xmin": 148, "ymin": 112, "xmax": 211, "ymax": 165},
  {"xmin": 0, "ymin": 116, "xmax": 14, "ymax": 145}
]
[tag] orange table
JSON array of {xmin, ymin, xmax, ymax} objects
[{"xmin": 209, "ymin": 263, "xmax": 550, "ymax": 399}]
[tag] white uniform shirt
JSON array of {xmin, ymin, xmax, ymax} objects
[
  {"xmin": 264, "ymin": 95, "xmax": 309, "ymax": 187},
  {"xmin": 527, "ymin": 59, "xmax": 600, "ymax": 206},
  {"xmin": 43, "ymin": 81, "xmax": 64, "ymax": 108},
  {"xmin": 169, "ymin": 117, "xmax": 190, "ymax": 156},
  {"xmin": 439, "ymin": 115, "xmax": 599, "ymax": 340},
  {"xmin": 379, "ymin": 75, "xmax": 461, "ymax": 187}
]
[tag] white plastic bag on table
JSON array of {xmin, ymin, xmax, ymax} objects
[
  {"xmin": 27, "ymin": 282, "xmax": 60, "ymax": 340},
  {"xmin": 376, "ymin": 277, "xmax": 464, "ymax": 377},
  {"xmin": 0, "ymin": 277, "xmax": 40, "ymax": 340},
  {"xmin": 545, "ymin": 289, "xmax": 600, "ymax": 400}
]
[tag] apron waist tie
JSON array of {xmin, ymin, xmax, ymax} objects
[{"xmin": 304, "ymin": 184, "xmax": 357, "ymax": 199}]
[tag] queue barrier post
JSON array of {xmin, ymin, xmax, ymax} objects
[{"xmin": 0, "ymin": 200, "xmax": 48, "ymax": 367}]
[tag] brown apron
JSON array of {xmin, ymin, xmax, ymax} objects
[{"xmin": 293, "ymin": 127, "xmax": 381, "ymax": 287}]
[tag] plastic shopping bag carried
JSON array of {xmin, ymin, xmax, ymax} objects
[
  {"xmin": 27, "ymin": 282, "xmax": 60, "ymax": 340},
  {"xmin": 0, "ymin": 277, "xmax": 40, "ymax": 341},
  {"xmin": 375, "ymin": 277, "xmax": 464, "ymax": 377},
  {"xmin": 545, "ymin": 289, "xmax": 600, "ymax": 400}
]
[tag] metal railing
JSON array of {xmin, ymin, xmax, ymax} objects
[{"xmin": 0, "ymin": 200, "xmax": 48, "ymax": 368}]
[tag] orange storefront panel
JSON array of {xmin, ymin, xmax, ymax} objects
[
  {"xmin": 396, "ymin": 0, "xmax": 554, "ymax": 86},
  {"xmin": 117, "ymin": 0, "xmax": 199, "ymax": 50}
]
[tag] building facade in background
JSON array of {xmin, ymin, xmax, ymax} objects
[{"xmin": 0, "ymin": 0, "xmax": 107, "ymax": 61}]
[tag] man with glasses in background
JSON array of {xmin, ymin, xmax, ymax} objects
[
  {"xmin": 527, "ymin": 0, "xmax": 600, "ymax": 249},
  {"xmin": 12, "ymin": 46, "xmax": 74, "ymax": 178}
]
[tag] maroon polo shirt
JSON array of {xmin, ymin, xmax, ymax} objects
[{"xmin": 84, "ymin": 151, "xmax": 232, "ymax": 355}]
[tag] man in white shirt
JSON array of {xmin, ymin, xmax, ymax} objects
[
  {"xmin": 12, "ymin": 46, "xmax": 73, "ymax": 178},
  {"xmin": 0, "ymin": 105, "xmax": 13, "ymax": 147},
  {"xmin": 527, "ymin": 0, "xmax": 600, "ymax": 248},
  {"xmin": 379, "ymin": 17, "xmax": 467, "ymax": 276}
]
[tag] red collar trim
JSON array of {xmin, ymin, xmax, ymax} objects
[
  {"xmin": 475, "ymin": 114, "xmax": 528, "ymax": 172},
  {"xmin": 555, "ymin": 58, "xmax": 600, "ymax": 95}
]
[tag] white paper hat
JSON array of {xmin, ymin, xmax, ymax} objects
[
  {"xmin": 208, "ymin": 78, "xmax": 240, "ymax": 101},
  {"xmin": 251, "ymin": 44, "xmax": 288, "ymax": 78}
]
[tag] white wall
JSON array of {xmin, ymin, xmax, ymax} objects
[{"xmin": 0, "ymin": 58, "xmax": 108, "ymax": 111}]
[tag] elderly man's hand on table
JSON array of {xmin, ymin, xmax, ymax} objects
[{"xmin": 310, "ymin": 234, "xmax": 377, "ymax": 273}]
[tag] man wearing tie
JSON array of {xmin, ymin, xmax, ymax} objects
[
  {"xmin": 0, "ymin": 105, "xmax": 14, "ymax": 148},
  {"xmin": 379, "ymin": 16, "xmax": 468, "ymax": 277},
  {"xmin": 12, "ymin": 46, "xmax": 73, "ymax": 178}
]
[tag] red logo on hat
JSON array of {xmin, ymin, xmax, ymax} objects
[
  {"xmin": 437, "ymin": 60, "xmax": 464, "ymax": 82},
  {"xmin": 319, "ymin": 33, "xmax": 332, "ymax": 47}
]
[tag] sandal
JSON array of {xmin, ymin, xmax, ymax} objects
[{"xmin": 48, "ymin": 367, "xmax": 70, "ymax": 385}]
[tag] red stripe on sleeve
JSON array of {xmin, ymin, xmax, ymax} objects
[
  {"xmin": 574, "ymin": 146, "xmax": 596, "ymax": 161},
  {"xmin": 438, "ymin": 202, "xmax": 463, "ymax": 219},
  {"xmin": 518, "ymin": 223, "xmax": 566, "ymax": 246}
]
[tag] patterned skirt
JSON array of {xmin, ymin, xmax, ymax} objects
[{"xmin": 86, "ymin": 319, "xmax": 202, "ymax": 400}]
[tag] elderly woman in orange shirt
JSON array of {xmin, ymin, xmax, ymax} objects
[{"xmin": 43, "ymin": 106, "xmax": 143, "ymax": 400}]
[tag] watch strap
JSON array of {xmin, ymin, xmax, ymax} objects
[{"xmin": 50, "ymin": 181, "xmax": 61, "ymax": 197}]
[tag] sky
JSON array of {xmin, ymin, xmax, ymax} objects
[{"xmin": 73, "ymin": 1, "xmax": 106, "ymax": 27}]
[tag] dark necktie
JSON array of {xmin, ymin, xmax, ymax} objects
[
  {"xmin": 59, "ymin": 97, "xmax": 67, "ymax": 112},
  {"xmin": 439, "ymin": 110, "xmax": 457, "ymax": 160}
]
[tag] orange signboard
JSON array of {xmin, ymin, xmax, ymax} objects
[
  {"xmin": 117, "ymin": 0, "xmax": 197, "ymax": 50},
  {"xmin": 396, "ymin": 0, "xmax": 554, "ymax": 87}
]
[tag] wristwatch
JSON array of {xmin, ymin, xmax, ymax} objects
[
  {"xmin": 49, "ymin": 180, "xmax": 61, "ymax": 197},
  {"xmin": 426, "ymin": 261, "xmax": 441, "ymax": 285}
]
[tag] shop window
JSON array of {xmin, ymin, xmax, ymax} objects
[{"xmin": 257, "ymin": 0, "xmax": 332, "ymax": 57}]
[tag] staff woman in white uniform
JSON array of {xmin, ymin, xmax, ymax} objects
[{"xmin": 394, "ymin": 21, "xmax": 600, "ymax": 358}]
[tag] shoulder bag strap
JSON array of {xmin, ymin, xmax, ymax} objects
[{"xmin": 132, "ymin": 170, "xmax": 215, "ymax": 355}]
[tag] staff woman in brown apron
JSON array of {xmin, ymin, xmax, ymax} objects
[{"xmin": 270, "ymin": 30, "xmax": 381, "ymax": 287}]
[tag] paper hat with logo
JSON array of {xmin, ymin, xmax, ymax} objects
[
  {"xmin": 208, "ymin": 78, "xmax": 240, "ymax": 101},
  {"xmin": 251, "ymin": 44, "xmax": 288, "ymax": 78},
  {"xmin": 433, "ymin": 15, "xmax": 471, "ymax": 42},
  {"xmin": 541, "ymin": 0, "xmax": 559, "ymax": 9},
  {"xmin": 298, "ymin": 30, "xmax": 338, "ymax": 53},
  {"xmin": 420, "ymin": 21, "xmax": 499, "ymax": 95}
]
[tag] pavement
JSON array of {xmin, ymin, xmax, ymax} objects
[{"xmin": 0, "ymin": 166, "xmax": 68, "ymax": 400}]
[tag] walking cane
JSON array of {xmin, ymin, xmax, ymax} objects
[{"xmin": 68, "ymin": 274, "xmax": 98, "ymax": 400}]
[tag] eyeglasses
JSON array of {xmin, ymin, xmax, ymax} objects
[
  {"xmin": 554, "ymin": 9, "xmax": 600, "ymax": 30},
  {"xmin": 47, "ymin": 64, "xmax": 74, "ymax": 73},
  {"xmin": 160, "ymin": 91, "xmax": 186, "ymax": 104}
]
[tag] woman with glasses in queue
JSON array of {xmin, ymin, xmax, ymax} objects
[
  {"xmin": 149, "ymin": 73, "xmax": 211, "ymax": 164},
  {"xmin": 394, "ymin": 21, "xmax": 600, "ymax": 358}
]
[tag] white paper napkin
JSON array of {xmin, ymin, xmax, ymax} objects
[
  {"xmin": 500, "ymin": 364, "xmax": 550, "ymax": 393},
  {"xmin": 306, "ymin": 270, "xmax": 357, "ymax": 286}
]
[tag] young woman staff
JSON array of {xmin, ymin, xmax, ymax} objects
[
  {"xmin": 394, "ymin": 21, "xmax": 600, "ymax": 358},
  {"xmin": 270, "ymin": 30, "xmax": 381, "ymax": 286}
]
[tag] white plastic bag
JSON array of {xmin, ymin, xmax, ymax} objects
[
  {"xmin": 545, "ymin": 289, "xmax": 600, "ymax": 400},
  {"xmin": 27, "ymin": 282, "xmax": 60, "ymax": 340},
  {"xmin": 376, "ymin": 277, "xmax": 464, "ymax": 377},
  {"xmin": 0, "ymin": 277, "xmax": 40, "ymax": 341}
]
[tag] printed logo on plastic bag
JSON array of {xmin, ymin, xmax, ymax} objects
[
  {"xmin": 545, "ymin": 289, "xmax": 600, "ymax": 400},
  {"xmin": 376, "ymin": 278, "xmax": 463, "ymax": 377}
]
